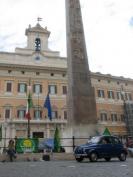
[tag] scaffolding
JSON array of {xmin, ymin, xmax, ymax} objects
[{"xmin": 124, "ymin": 102, "xmax": 133, "ymax": 137}]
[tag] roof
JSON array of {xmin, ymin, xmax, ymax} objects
[{"xmin": 25, "ymin": 23, "xmax": 50, "ymax": 36}]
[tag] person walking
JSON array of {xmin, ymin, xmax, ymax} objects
[{"xmin": 7, "ymin": 139, "xmax": 16, "ymax": 162}]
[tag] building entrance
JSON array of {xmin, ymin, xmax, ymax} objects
[{"xmin": 33, "ymin": 132, "xmax": 44, "ymax": 138}]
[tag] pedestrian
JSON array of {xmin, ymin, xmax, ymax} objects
[{"xmin": 7, "ymin": 139, "xmax": 16, "ymax": 162}]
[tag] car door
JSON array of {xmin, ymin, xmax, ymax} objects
[
  {"xmin": 98, "ymin": 136, "xmax": 113, "ymax": 157},
  {"xmin": 111, "ymin": 137, "xmax": 122, "ymax": 156}
]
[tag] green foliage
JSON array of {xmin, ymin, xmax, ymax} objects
[
  {"xmin": 54, "ymin": 127, "xmax": 61, "ymax": 152},
  {"xmin": 103, "ymin": 127, "xmax": 111, "ymax": 136}
]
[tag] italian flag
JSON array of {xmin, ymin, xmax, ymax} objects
[{"xmin": 25, "ymin": 92, "xmax": 33, "ymax": 120}]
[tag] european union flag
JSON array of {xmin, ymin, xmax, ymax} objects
[{"xmin": 44, "ymin": 93, "xmax": 52, "ymax": 121}]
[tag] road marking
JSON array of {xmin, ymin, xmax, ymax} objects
[
  {"xmin": 67, "ymin": 166, "xmax": 76, "ymax": 168},
  {"xmin": 120, "ymin": 165, "xmax": 127, "ymax": 167}
]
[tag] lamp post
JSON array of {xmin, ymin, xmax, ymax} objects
[
  {"xmin": 3, "ymin": 121, "xmax": 8, "ymax": 153},
  {"xmin": 27, "ymin": 80, "xmax": 32, "ymax": 138},
  {"xmin": 37, "ymin": 91, "xmax": 40, "ymax": 120}
]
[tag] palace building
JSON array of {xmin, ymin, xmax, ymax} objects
[{"xmin": 0, "ymin": 23, "xmax": 133, "ymax": 144}]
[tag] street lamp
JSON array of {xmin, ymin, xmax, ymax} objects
[{"xmin": 3, "ymin": 121, "xmax": 8, "ymax": 153}]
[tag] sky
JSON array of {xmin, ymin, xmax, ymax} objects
[{"xmin": 0, "ymin": 0, "xmax": 133, "ymax": 79}]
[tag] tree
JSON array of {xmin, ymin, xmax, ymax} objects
[
  {"xmin": 54, "ymin": 127, "xmax": 61, "ymax": 152},
  {"xmin": 103, "ymin": 127, "xmax": 111, "ymax": 136}
]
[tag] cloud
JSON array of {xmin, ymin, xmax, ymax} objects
[
  {"xmin": 129, "ymin": 17, "xmax": 133, "ymax": 26},
  {"xmin": 0, "ymin": 0, "xmax": 133, "ymax": 78}
]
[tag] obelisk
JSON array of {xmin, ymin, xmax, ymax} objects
[{"xmin": 65, "ymin": 0, "xmax": 97, "ymax": 138}]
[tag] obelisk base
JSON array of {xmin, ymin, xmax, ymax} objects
[{"xmin": 62, "ymin": 124, "xmax": 98, "ymax": 153}]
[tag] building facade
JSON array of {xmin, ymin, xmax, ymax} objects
[{"xmin": 0, "ymin": 23, "xmax": 133, "ymax": 145}]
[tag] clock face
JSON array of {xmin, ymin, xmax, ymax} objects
[{"xmin": 35, "ymin": 56, "xmax": 40, "ymax": 60}]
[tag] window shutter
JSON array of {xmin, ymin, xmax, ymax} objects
[
  {"xmin": 107, "ymin": 91, "xmax": 110, "ymax": 98},
  {"xmin": 48, "ymin": 85, "xmax": 50, "ymax": 93},
  {"xmin": 40, "ymin": 111, "xmax": 42, "ymax": 118},
  {"xmin": 63, "ymin": 86, "xmax": 67, "ymax": 94},
  {"xmin": 18, "ymin": 83, "xmax": 20, "ymax": 92},
  {"xmin": 33, "ymin": 84, "xmax": 35, "ymax": 93},
  {"xmin": 55, "ymin": 86, "xmax": 57, "ymax": 94},
  {"xmin": 25, "ymin": 84, "xmax": 27, "ymax": 92},
  {"xmin": 40, "ymin": 85, "xmax": 42, "ymax": 93},
  {"xmin": 34, "ymin": 111, "xmax": 36, "ymax": 119},
  {"xmin": 17, "ymin": 110, "xmax": 19, "ymax": 118},
  {"xmin": 5, "ymin": 109, "xmax": 10, "ymax": 118},
  {"xmin": 7, "ymin": 83, "xmax": 12, "ymax": 92},
  {"xmin": 55, "ymin": 111, "xmax": 58, "ymax": 118}
]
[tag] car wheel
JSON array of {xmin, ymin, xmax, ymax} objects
[
  {"xmin": 75, "ymin": 157, "xmax": 84, "ymax": 162},
  {"xmin": 104, "ymin": 157, "xmax": 111, "ymax": 162},
  {"xmin": 119, "ymin": 152, "xmax": 126, "ymax": 161},
  {"xmin": 89, "ymin": 152, "xmax": 98, "ymax": 162}
]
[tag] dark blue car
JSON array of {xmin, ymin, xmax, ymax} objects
[{"xmin": 74, "ymin": 135, "xmax": 127, "ymax": 162}]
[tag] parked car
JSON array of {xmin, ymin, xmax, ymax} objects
[{"xmin": 74, "ymin": 135, "xmax": 127, "ymax": 162}]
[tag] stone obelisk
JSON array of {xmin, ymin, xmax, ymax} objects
[{"xmin": 65, "ymin": 0, "xmax": 97, "ymax": 138}]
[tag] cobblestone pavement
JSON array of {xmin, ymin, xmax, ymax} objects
[{"xmin": 0, "ymin": 158, "xmax": 133, "ymax": 177}]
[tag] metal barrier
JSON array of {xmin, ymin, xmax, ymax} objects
[{"xmin": 0, "ymin": 136, "xmax": 131, "ymax": 153}]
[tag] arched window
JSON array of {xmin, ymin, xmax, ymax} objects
[{"xmin": 35, "ymin": 38, "xmax": 41, "ymax": 51}]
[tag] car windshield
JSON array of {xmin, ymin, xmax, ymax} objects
[{"xmin": 87, "ymin": 136, "xmax": 101, "ymax": 144}]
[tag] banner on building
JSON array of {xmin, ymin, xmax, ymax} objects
[{"xmin": 16, "ymin": 138, "xmax": 38, "ymax": 153}]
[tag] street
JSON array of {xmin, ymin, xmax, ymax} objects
[{"xmin": 0, "ymin": 158, "xmax": 133, "ymax": 177}]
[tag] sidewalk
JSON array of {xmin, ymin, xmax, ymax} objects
[{"xmin": 0, "ymin": 152, "xmax": 75, "ymax": 162}]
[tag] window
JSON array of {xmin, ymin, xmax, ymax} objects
[
  {"xmin": 5, "ymin": 109, "xmax": 10, "ymax": 119},
  {"xmin": 112, "ymin": 137, "xmax": 120, "ymax": 144},
  {"xmin": 120, "ymin": 114, "xmax": 125, "ymax": 122},
  {"xmin": 8, "ymin": 70, "xmax": 12, "ymax": 73},
  {"xmin": 17, "ymin": 110, "xmax": 25, "ymax": 119},
  {"xmin": 97, "ymin": 90, "xmax": 105, "ymax": 98},
  {"xmin": 100, "ymin": 113, "xmax": 107, "ymax": 121},
  {"xmin": 18, "ymin": 83, "xmax": 27, "ymax": 93},
  {"xmin": 125, "ymin": 93, "xmax": 132, "ymax": 101},
  {"xmin": 62, "ymin": 73, "xmax": 66, "ymax": 77},
  {"xmin": 64, "ymin": 111, "xmax": 67, "ymax": 119},
  {"xmin": 51, "ymin": 73, "xmax": 54, "ymax": 76},
  {"xmin": 117, "ymin": 92, "xmax": 122, "ymax": 100},
  {"xmin": 34, "ymin": 110, "xmax": 42, "ymax": 120},
  {"xmin": 52, "ymin": 111, "xmax": 58, "ymax": 119},
  {"xmin": 48, "ymin": 85, "xmax": 57, "ymax": 94},
  {"xmin": 6, "ymin": 82, "xmax": 12, "ymax": 92},
  {"xmin": 62, "ymin": 86, "xmax": 67, "ymax": 94},
  {"xmin": 111, "ymin": 114, "xmax": 117, "ymax": 122},
  {"xmin": 108, "ymin": 91, "xmax": 114, "ymax": 99},
  {"xmin": 36, "ymin": 72, "xmax": 40, "ymax": 75},
  {"xmin": 21, "ymin": 71, "xmax": 25, "ymax": 74},
  {"xmin": 33, "ymin": 84, "xmax": 42, "ymax": 94}
]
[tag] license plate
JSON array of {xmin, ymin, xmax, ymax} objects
[{"xmin": 75, "ymin": 154, "xmax": 81, "ymax": 158}]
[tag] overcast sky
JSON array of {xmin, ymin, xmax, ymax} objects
[{"xmin": 0, "ymin": 0, "xmax": 133, "ymax": 78}]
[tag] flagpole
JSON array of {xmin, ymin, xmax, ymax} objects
[
  {"xmin": 27, "ymin": 117, "xmax": 30, "ymax": 138},
  {"xmin": 27, "ymin": 79, "xmax": 31, "ymax": 138}
]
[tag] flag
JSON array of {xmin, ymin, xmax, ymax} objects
[
  {"xmin": 44, "ymin": 93, "xmax": 52, "ymax": 120},
  {"xmin": 25, "ymin": 92, "xmax": 33, "ymax": 120},
  {"xmin": 37, "ymin": 17, "xmax": 42, "ymax": 22}
]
